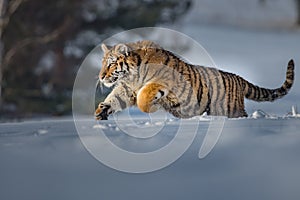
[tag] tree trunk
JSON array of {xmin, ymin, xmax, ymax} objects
[
  {"xmin": 297, "ymin": 0, "xmax": 300, "ymax": 25},
  {"xmin": 0, "ymin": 0, "xmax": 27, "ymax": 108},
  {"xmin": 0, "ymin": 0, "xmax": 5, "ymax": 108},
  {"xmin": 0, "ymin": 41, "xmax": 3, "ymax": 108}
]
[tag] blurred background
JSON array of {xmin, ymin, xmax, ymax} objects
[{"xmin": 0, "ymin": 0, "xmax": 300, "ymax": 120}]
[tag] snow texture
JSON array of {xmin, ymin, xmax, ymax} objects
[{"xmin": 1, "ymin": 116, "xmax": 300, "ymax": 200}]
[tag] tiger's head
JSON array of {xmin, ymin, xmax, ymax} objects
[
  {"xmin": 99, "ymin": 43, "xmax": 132, "ymax": 87},
  {"xmin": 99, "ymin": 40, "xmax": 161, "ymax": 87}
]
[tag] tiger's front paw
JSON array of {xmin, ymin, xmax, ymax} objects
[{"xmin": 95, "ymin": 103, "xmax": 112, "ymax": 120}]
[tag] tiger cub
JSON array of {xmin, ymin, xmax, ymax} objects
[{"xmin": 95, "ymin": 40, "xmax": 294, "ymax": 120}]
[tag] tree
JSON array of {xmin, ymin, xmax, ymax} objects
[
  {"xmin": 0, "ymin": 0, "xmax": 191, "ymax": 118},
  {"xmin": 0, "ymin": 0, "xmax": 26, "ymax": 108},
  {"xmin": 296, "ymin": 0, "xmax": 300, "ymax": 25}
]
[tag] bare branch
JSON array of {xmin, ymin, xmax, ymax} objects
[
  {"xmin": 2, "ymin": 16, "xmax": 71, "ymax": 69},
  {"xmin": 0, "ymin": 0, "xmax": 26, "ymax": 37},
  {"xmin": 7, "ymin": 0, "xmax": 25, "ymax": 15},
  {"xmin": 0, "ymin": 0, "xmax": 4, "ymax": 17}
]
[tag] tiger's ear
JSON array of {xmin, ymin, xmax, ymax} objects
[
  {"xmin": 101, "ymin": 43, "xmax": 110, "ymax": 53},
  {"xmin": 115, "ymin": 43, "xmax": 129, "ymax": 56}
]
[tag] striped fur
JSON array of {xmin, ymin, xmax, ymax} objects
[{"xmin": 95, "ymin": 40, "xmax": 295, "ymax": 119}]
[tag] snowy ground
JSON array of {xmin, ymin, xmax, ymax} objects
[{"xmin": 1, "ymin": 116, "xmax": 300, "ymax": 200}]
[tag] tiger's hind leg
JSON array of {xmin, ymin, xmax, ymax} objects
[
  {"xmin": 136, "ymin": 82, "xmax": 169, "ymax": 113},
  {"xmin": 233, "ymin": 95, "xmax": 248, "ymax": 118},
  {"xmin": 236, "ymin": 108, "xmax": 248, "ymax": 118}
]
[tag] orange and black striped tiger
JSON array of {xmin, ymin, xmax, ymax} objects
[{"xmin": 95, "ymin": 40, "xmax": 295, "ymax": 120}]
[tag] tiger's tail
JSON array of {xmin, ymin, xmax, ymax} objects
[{"xmin": 243, "ymin": 59, "xmax": 295, "ymax": 102}]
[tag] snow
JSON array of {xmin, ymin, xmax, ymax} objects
[
  {"xmin": 1, "ymin": 116, "xmax": 300, "ymax": 200},
  {"xmin": 35, "ymin": 51, "xmax": 56, "ymax": 75},
  {"xmin": 251, "ymin": 109, "xmax": 277, "ymax": 119}
]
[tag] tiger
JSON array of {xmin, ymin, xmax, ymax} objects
[{"xmin": 95, "ymin": 40, "xmax": 295, "ymax": 120}]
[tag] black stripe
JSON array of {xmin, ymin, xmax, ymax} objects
[
  {"xmin": 249, "ymin": 84, "xmax": 255, "ymax": 99},
  {"xmin": 197, "ymin": 74, "xmax": 203, "ymax": 104},
  {"xmin": 124, "ymin": 60, "xmax": 130, "ymax": 72},
  {"xmin": 271, "ymin": 89, "xmax": 278, "ymax": 100},
  {"xmin": 201, "ymin": 67, "xmax": 211, "ymax": 90},
  {"xmin": 179, "ymin": 65, "xmax": 186, "ymax": 83},
  {"xmin": 121, "ymin": 83, "xmax": 131, "ymax": 97},
  {"xmin": 163, "ymin": 53, "xmax": 170, "ymax": 66},
  {"xmin": 278, "ymin": 87, "xmax": 286, "ymax": 95},
  {"xmin": 286, "ymin": 73, "xmax": 294, "ymax": 80},
  {"xmin": 285, "ymin": 82, "xmax": 292, "ymax": 89},
  {"xmin": 231, "ymin": 76, "xmax": 237, "ymax": 117},
  {"xmin": 172, "ymin": 62, "xmax": 177, "ymax": 78},
  {"xmin": 141, "ymin": 66, "xmax": 150, "ymax": 83},
  {"xmin": 261, "ymin": 88, "xmax": 267, "ymax": 100},
  {"xmin": 135, "ymin": 63, "xmax": 141, "ymax": 82},
  {"xmin": 211, "ymin": 69, "xmax": 221, "ymax": 114},
  {"xmin": 184, "ymin": 65, "xmax": 192, "ymax": 82},
  {"xmin": 115, "ymin": 95, "xmax": 126, "ymax": 109},
  {"xmin": 177, "ymin": 62, "xmax": 184, "ymax": 75},
  {"xmin": 177, "ymin": 81, "xmax": 187, "ymax": 99},
  {"xmin": 173, "ymin": 58, "xmax": 179, "ymax": 70},
  {"xmin": 193, "ymin": 67, "xmax": 201, "ymax": 87},
  {"xmin": 227, "ymin": 74, "xmax": 232, "ymax": 116},
  {"xmin": 266, "ymin": 89, "xmax": 272, "ymax": 101},
  {"xmin": 183, "ymin": 88, "xmax": 194, "ymax": 107},
  {"xmin": 200, "ymin": 66, "xmax": 209, "ymax": 81},
  {"xmin": 218, "ymin": 72, "xmax": 226, "ymax": 109},
  {"xmin": 235, "ymin": 76, "xmax": 242, "ymax": 91},
  {"xmin": 220, "ymin": 72, "xmax": 228, "ymax": 115},
  {"xmin": 205, "ymin": 92, "xmax": 211, "ymax": 115},
  {"xmin": 245, "ymin": 83, "xmax": 251, "ymax": 98},
  {"xmin": 257, "ymin": 87, "xmax": 261, "ymax": 101},
  {"xmin": 252, "ymin": 86, "xmax": 258, "ymax": 100},
  {"xmin": 202, "ymin": 67, "xmax": 214, "ymax": 114},
  {"xmin": 107, "ymin": 63, "xmax": 112, "ymax": 70},
  {"xmin": 136, "ymin": 54, "xmax": 142, "ymax": 66}
]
